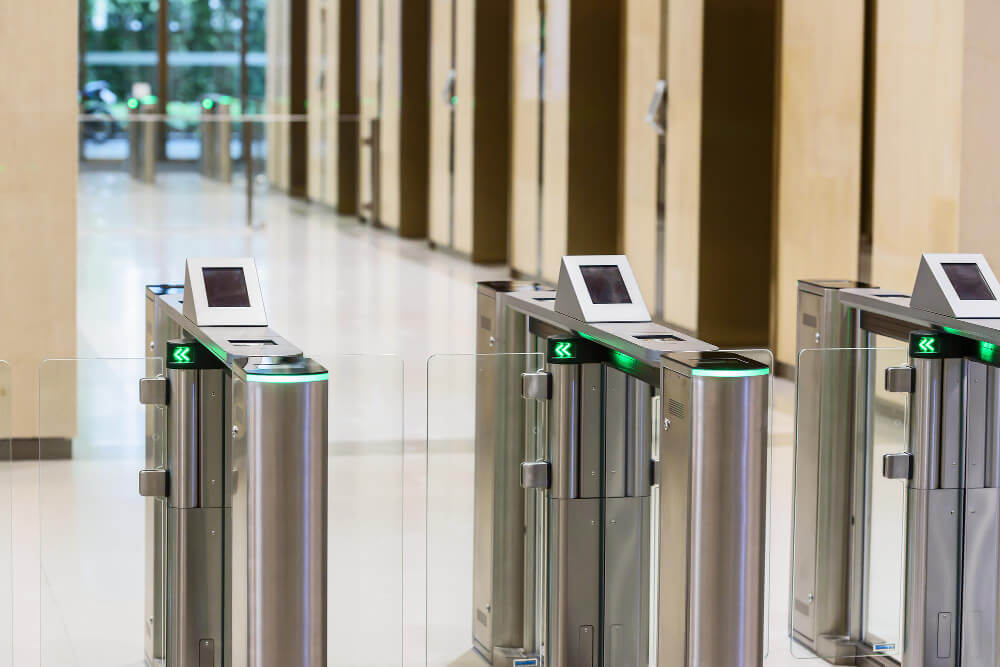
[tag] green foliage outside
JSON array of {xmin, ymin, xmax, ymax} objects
[{"xmin": 82, "ymin": 0, "xmax": 267, "ymax": 109}]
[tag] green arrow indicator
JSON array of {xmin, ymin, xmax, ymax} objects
[
  {"xmin": 553, "ymin": 342, "xmax": 574, "ymax": 359},
  {"xmin": 917, "ymin": 336, "xmax": 937, "ymax": 354},
  {"xmin": 172, "ymin": 346, "xmax": 192, "ymax": 364}
]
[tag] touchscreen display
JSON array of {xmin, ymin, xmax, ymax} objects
[
  {"xmin": 203, "ymin": 267, "xmax": 252, "ymax": 307},
  {"xmin": 580, "ymin": 265, "xmax": 632, "ymax": 304},
  {"xmin": 942, "ymin": 263, "xmax": 995, "ymax": 301}
]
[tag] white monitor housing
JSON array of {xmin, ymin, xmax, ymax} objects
[
  {"xmin": 910, "ymin": 253, "xmax": 1000, "ymax": 319},
  {"xmin": 554, "ymin": 255, "xmax": 651, "ymax": 323},
  {"xmin": 183, "ymin": 257, "xmax": 268, "ymax": 326}
]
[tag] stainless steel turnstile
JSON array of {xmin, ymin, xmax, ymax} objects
[
  {"xmin": 793, "ymin": 254, "xmax": 1000, "ymax": 666},
  {"xmin": 141, "ymin": 262, "xmax": 328, "ymax": 667},
  {"xmin": 474, "ymin": 257, "xmax": 770, "ymax": 667}
]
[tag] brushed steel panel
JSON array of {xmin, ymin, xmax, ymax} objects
[
  {"xmin": 199, "ymin": 370, "xmax": 225, "ymax": 508},
  {"xmin": 911, "ymin": 358, "xmax": 942, "ymax": 490},
  {"xmin": 550, "ymin": 364, "xmax": 580, "ymax": 499},
  {"xmin": 903, "ymin": 488, "xmax": 960, "ymax": 667},
  {"xmin": 547, "ymin": 498, "xmax": 600, "ymax": 667},
  {"xmin": 965, "ymin": 360, "xmax": 988, "ymax": 490},
  {"xmin": 604, "ymin": 367, "xmax": 628, "ymax": 499},
  {"xmin": 659, "ymin": 369, "xmax": 768, "ymax": 666},
  {"xmin": 246, "ymin": 378, "xmax": 328, "ymax": 667},
  {"xmin": 603, "ymin": 496, "xmax": 649, "ymax": 667},
  {"xmin": 626, "ymin": 377, "xmax": 652, "ymax": 498},
  {"xmin": 986, "ymin": 366, "xmax": 1000, "ymax": 488},
  {"xmin": 961, "ymin": 487, "xmax": 999, "ymax": 666},
  {"xmin": 169, "ymin": 367, "xmax": 200, "ymax": 509},
  {"xmin": 168, "ymin": 507, "xmax": 224, "ymax": 667},
  {"xmin": 580, "ymin": 364, "xmax": 602, "ymax": 499},
  {"xmin": 940, "ymin": 358, "xmax": 963, "ymax": 489}
]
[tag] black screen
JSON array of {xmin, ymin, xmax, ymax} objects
[
  {"xmin": 203, "ymin": 267, "xmax": 251, "ymax": 307},
  {"xmin": 580, "ymin": 265, "xmax": 632, "ymax": 304},
  {"xmin": 942, "ymin": 263, "xmax": 995, "ymax": 301}
]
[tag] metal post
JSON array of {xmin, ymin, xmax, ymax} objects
[
  {"xmin": 658, "ymin": 354, "xmax": 768, "ymax": 666},
  {"xmin": 217, "ymin": 100, "xmax": 232, "ymax": 183},
  {"xmin": 903, "ymin": 357, "xmax": 960, "ymax": 666},
  {"xmin": 202, "ymin": 99, "xmax": 216, "ymax": 178},
  {"xmin": 243, "ymin": 372, "xmax": 328, "ymax": 666},
  {"xmin": 141, "ymin": 100, "xmax": 157, "ymax": 183}
]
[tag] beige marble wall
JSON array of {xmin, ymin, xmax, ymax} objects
[
  {"xmin": 0, "ymin": 0, "xmax": 78, "ymax": 437},
  {"xmin": 509, "ymin": 0, "xmax": 542, "ymax": 276},
  {"xmin": 773, "ymin": 0, "xmax": 864, "ymax": 366},
  {"xmin": 662, "ymin": 0, "xmax": 705, "ymax": 334},
  {"xmin": 621, "ymin": 0, "xmax": 664, "ymax": 312},
  {"xmin": 958, "ymin": 0, "xmax": 1000, "ymax": 270},
  {"xmin": 307, "ymin": 0, "xmax": 341, "ymax": 206},
  {"xmin": 870, "ymin": 0, "xmax": 962, "ymax": 293}
]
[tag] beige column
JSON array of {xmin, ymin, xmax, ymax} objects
[
  {"xmin": 307, "ymin": 0, "xmax": 341, "ymax": 207},
  {"xmin": 621, "ymin": 0, "xmax": 665, "ymax": 313},
  {"xmin": 0, "ymin": 0, "xmax": 78, "ymax": 439},
  {"xmin": 871, "ymin": 0, "xmax": 1000, "ymax": 291},
  {"xmin": 870, "ymin": 0, "xmax": 962, "ymax": 292},
  {"xmin": 773, "ymin": 0, "xmax": 865, "ymax": 366},
  {"xmin": 509, "ymin": 0, "xmax": 543, "ymax": 277}
]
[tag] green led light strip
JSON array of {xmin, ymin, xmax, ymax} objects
[
  {"xmin": 692, "ymin": 368, "xmax": 770, "ymax": 378},
  {"xmin": 246, "ymin": 372, "xmax": 329, "ymax": 384}
]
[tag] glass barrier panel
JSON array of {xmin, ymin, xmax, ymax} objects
[
  {"xmin": 426, "ymin": 353, "xmax": 544, "ymax": 667},
  {"xmin": 782, "ymin": 347, "xmax": 908, "ymax": 663},
  {"xmin": 39, "ymin": 357, "xmax": 163, "ymax": 666},
  {"xmin": 316, "ymin": 353, "xmax": 404, "ymax": 666}
]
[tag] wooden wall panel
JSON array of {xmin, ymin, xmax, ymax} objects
[
  {"xmin": 773, "ymin": 0, "xmax": 864, "ymax": 366},
  {"xmin": 621, "ymin": 0, "xmax": 664, "ymax": 312},
  {"xmin": 428, "ymin": 0, "xmax": 453, "ymax": 245},
  {"xmin": 663, "ymin": 0, "xmax": 704, "ymax": 334},
  {"xmin": 870, "ymin": 0, "xmax": 962, "ymax": 293},
  {"xmin": 0, "ymin": 0, "xmax": 77, "ymax": 437},
  {"xmin": 307, "ymin": 0, "xmax": 338, "ymax": 204},
  {"xmin": 307, "ymin": 0, "xmax": 322, "ymax": 201},
  {"xmin": 380, "ymin": 0, "xmax": 402, "ymax": 230},
  {"xmin": 358, "ymin": 0, "xmax": 380, "ymax": 218},
  {"xmin": 958, "ymin": 0, "xmax": 1000, "ymax": 271},
  {"xmin": 453, "ymin": 0, "xmax": 476, "ymax": 256},
  {"xmin": 509, "ymin": 0, "xmax": 542, "ymax": 276},
  {"xmin": 540, "ymin": 0, "xmax": 571, "ymax": 284}
]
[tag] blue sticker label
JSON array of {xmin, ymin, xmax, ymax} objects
[
  {"xmin": 874, "ymin": 643, "xmax": 896, "ymax": 652},
  {"xmin": 513, "ymin": 660, "xmax": 539, "ymax": 667}
]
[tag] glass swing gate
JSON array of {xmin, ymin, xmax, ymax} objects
[{"xmin": 36, "ymin": 292, "xmax": 404, "ymax": 666}]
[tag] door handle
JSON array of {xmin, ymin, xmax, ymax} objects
[
  {"xmin": 441, "ymin": 69, "xmax": 456, "ymax": 106},
  {"xmin": 644, "ymin": 79, "xmax": 667, "ymax": 135}
]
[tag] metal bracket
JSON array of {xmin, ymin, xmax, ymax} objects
[
  {"xmin": 139, "ymin": 376, "xmax": 168, "ymax": 405},
  {"xmin": 884, "ymin": 365, "xmax": 915, "ymax": 393},
  {"xmin": 521, "ymin": 371, "xmax": 551, "ymax": 401},
  {"xmin": 520, "ymin": 461, "xmax": 551, "ymax": 489},
  {"xmin": 883, "ymin": 452, "xmax": 913, "ymax": 480},
  {"xmin": 139, "ymin": 468, "xmax": 169, "ymax": 498}
]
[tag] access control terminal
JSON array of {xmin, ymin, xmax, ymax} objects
[
  {"xmin": 474, "ymin": 255, "xmax": 769, "ymax": 667},
  {"xmin": 141, "ymin": 258, "xmax": 328, "ymax": 667},
  {"xmin": 795, "ymin": 252, "xmax": 1000, "ymax": 664}
]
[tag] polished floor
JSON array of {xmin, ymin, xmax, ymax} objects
[{"xmin": 5, "ymin": 171, "xmax": 907, "ymax": 666}]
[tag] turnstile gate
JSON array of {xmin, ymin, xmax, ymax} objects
[
  {"xmin": 470, "ymin": 256, "xmax": 771, "ymax": 667},
  {"xmin": 792, "ymin": 253, "xmax": 1000, "ymax": 666},
  {"xmin": 140, "ymin": 258, "xmax": 328, "ymax": 667}
]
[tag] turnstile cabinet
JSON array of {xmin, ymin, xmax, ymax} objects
[{"xmin": 658, "ymin": 353, "xmax": 769, "ymax": 667}]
